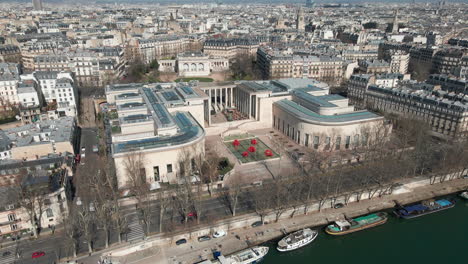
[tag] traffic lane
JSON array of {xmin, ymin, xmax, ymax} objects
[
  {"xmin": 80, "ymin": 128, "xmax": 98, "ymax": 156},
  {"xmin": 15, "ymin": 236, "xmax": 65, "ymax": 264}
]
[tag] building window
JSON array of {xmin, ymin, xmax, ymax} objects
[
  {"xmin": 354, "ymin": 134, "xmax": 360, "ymax": 147},
  {"xmin": 362, "ymin": 134, "xmax": 368, "ymax": 146},
  {"xmin": 153, "ymin": 166, "xmax": 160, "ymax": 181},
  {"xmin": 167, "ymin": 164, "xmax": 173, "ymax": 173},
  {"xmin": 46, "ymin": 208, "xmax": 54, "ymax": 218},
  {"xmin": 305, "ymin": 134, "xmax": 309, "ymax": 147},
  {"xmin": 10, "ymin": 224, "xmax": 18, "ymax": 231},
  {"xmin": 336, "ymin": 137, "xmax": 341, "ymax": 150},
  {"xmin": 325, "ymin": 137, "xmax": 331, "ymax": 151},
  {"xmin": 7, "ymin": 214, "xmax": 16, "ymax": 222},
  {"xmin": 313, "ymin": 136, "xmax": 319, "ymax": 149},
  {"xmin": 345, "ymin": 136, "xmax": 351, "ymax": 149}
]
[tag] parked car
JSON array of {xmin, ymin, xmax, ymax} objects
[
  {"xmin": 92, "ymin": 145, "xmax": 98, "ymax": 153},
  {"xmin": 32, "ymin": 251, "xmax": 45, "ymax": 259},
  {"xmin": 197, "ymin": 235, "xmax": 211, "ymax": 242},
  {"xmin": 251, "ymin": 221, "xmax": 263, "ymax": 227},
  {"xmin": 175, "ymin": 238, "xmax": 187, "ymax": 245},
  {"xmin": 213, "ymin": 230, "xmax": 226, "ymax": 238},
  {"xmin": 333, "ymin": 203, "xmax": 344, "ymax": 209},
  {"xmin": 187, "ymin": 211, "xmax": 197, "ymax": 217}
]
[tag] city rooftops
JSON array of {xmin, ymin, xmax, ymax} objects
[
  {"xmin": 367, "ymin": 85, "xmax": 468, "ymax": 111},
  {"xmin": 1, "ymin": 117, "xmax": 75, "ymax": 148}
]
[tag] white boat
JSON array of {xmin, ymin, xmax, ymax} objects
[
  {"xmin": 277, "ymin": 228, "xmax": 318, "ymax": 252},
  {"xmin": 460, "ymin": 191, "xmax": 468, "ymax": 200},
  {"xmin": 212, "ymin": 246, "xmax": 269, "ymax": 264}
]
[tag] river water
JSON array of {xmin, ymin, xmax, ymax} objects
[{"xmin": 262, "ymin": 196, "xmax": 467, "ymax": 264}]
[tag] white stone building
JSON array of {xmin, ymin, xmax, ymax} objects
[
  {"xmin": 106, "ymin": 83, "xmax": 209, "ymax": 189},
  {"xmin": 0, "ymin": 63, "xmax": 21, "ymax": 110}
]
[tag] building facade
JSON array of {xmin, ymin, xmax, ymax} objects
[
  {"xmin": 257, "ymin": 47, "xmax": 344, "ymax": 85},
  {"xmin": 203, "ymin": 38, "xmax": 260, "ymax": 60},
  {"xmin": 106, "ymin": 83, "xmax": 209, "ymax": 189},
  {"xmin": 365, "ymin": 83, "xmax": 468, "ymax": 138}
]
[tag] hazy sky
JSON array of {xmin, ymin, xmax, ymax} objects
[{"xmin": 7, "ymin": 0, "xmax": 467, "ymax": 4}]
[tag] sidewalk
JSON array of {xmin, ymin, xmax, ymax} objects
[{"xmin": 111, "ymin": 177, "xmax": 468, "ymax": 264}]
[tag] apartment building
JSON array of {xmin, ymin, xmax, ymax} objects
[
  {"xmin": 0, "ymin": 63, "xmax": 21, "ymax": 110},
  {"xmin": 0, "ymin": 45, "xmax": 21, "ymax": 63},
  {"xmin": 348, "ymin": 73, "xmax": 410, "ymax": 109},
  {"xmin": 427, "ymin": 74, "xmax": 467, "ymax": 95},
  {"xmin": 365, "ymin": 83, "xmax": 468, "ymax": 138},
  {"xmin": 136, "ymin": 36, "xmax": 193, "ymax": 64},
  {"xmin": 203, "ymin": 38, "xmax": 260, "ymax": 60},
  {"xmin": 257, "ymin": 46, "xmax": 344, "ymax": 85},
  {"xmin": 0, "ymin": 117, "xmax": 78, "ymax": 160}
]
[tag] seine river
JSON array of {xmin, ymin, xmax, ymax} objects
[{"xmin": 262, "ymin": 196, "xmax": 467, "ymax": 264}]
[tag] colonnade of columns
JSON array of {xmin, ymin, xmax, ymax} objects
[{"xmin": 205, "ymin": 87, "xmax": 235, "ymax": 113}]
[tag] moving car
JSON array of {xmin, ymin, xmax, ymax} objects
[
  {"xmin": 213, "ymin": 230, "xmax": 226, "ymax": 238},
  {"xmin": 197, "ymin": 235, "xmax": 211, "ymax": 242},
  {"xmin": 175, "ymin": 238, "xmax": 187, "ymax": 245},
  {"xmin": 92, "ymin": 145, "xmax": 98, "ymax": 153},
  {"xmin": 32, "ymin": 251, "xmax": 45, "ymax": 259}
]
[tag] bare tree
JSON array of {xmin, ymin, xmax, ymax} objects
[
  {"xmin": 95, "ymin": 200, "xmax": 113, "ymax": 248},
  {"xmin": 61, "ymin": 208, "xmax": 81, "ymax": 258},
  {"xmin": 124, "ymin": 152, "xmax": 152, "ymax": 238},
  {"xmin": 16, "ymin": 171, "xmax": 46, "ymax": 238},
  {"xmin": 173, "ymin": 177, "xmax": 193, "ymax": 225},
  {"xmin": 223, "ymin": 176, "xmax": 243, "ymax": 217},
  {"xmin": 270, "ymin": 178, "xmax": 288, "ymax": 222},
  {"xmin": 156, "ymin": 190, "xmax": 172, "ymax": 233},
  {"xmin": 200, "ymin": 152, "xmax": 220, "ymax": 197},
  {"xmin": 250, "ymin": 186, "xmax": 270, "ymax": 224},
  {"xmin": 76, "ymin": 202, "xmax": 96, "ymax": 254}
]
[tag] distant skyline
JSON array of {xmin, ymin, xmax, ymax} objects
[{"xmin": 4, "ymin": 0, "xmax": 468, "ymax": 4}]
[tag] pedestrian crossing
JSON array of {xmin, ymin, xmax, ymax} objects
[
  {"xmin": 0, "ymin": 251, "xmax": 16, "ymax": 264},
  {"xmin": 126, "ymin": 210, "xmax": 145, "ymax": 242}
]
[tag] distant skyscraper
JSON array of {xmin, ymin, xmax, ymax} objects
[
  {"xmin": 296, "ymin": 7, "xmax": 305, "ymax": 31},
  {"xmin": 32, "ymin": 0, "xmax": 43, "ymax": 10},
  {"xmin": 392, "ymin": 9, "xmax": 399, "ymax": 34}
]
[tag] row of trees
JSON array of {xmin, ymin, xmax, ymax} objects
[
  {"xmin": 59, "ymin": 117, "xmax": 467, "ymax": 257},
  {"xmin": 221, "ymin": 117, "xmax": 468, "ymax": 224}
]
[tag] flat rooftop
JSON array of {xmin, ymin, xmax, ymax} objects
[
  {"xmin": 275, "ymin": 99, "xmax": 382, "ymax": 124},
  {"xmin": 113, "ymin": 112, "xmax": 204, "ymax": 154},
  {"xmin": 1, "ymin": 117, "xmax": 75, "ymax": 147}
]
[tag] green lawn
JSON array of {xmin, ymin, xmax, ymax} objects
[
  {"xmin": 224, "ymin": 138, "xmax": 278, "ymax": 164},
  {"xmin": 176, "ymin": 77, "xmax": 214, "ymax": 82}
]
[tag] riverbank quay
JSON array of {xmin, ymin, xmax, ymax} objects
[{"xmin": 97, "ymin": 175, "xmax": 467, "ymax": 264}]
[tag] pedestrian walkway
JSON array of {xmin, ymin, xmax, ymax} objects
[
  {"xmin": 0, "ymin": 251, "xmax": 16, "ymax": 264},
  {"xmin": 126, "ymin": 209, "xmax": 145, "ymax": 242}
]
